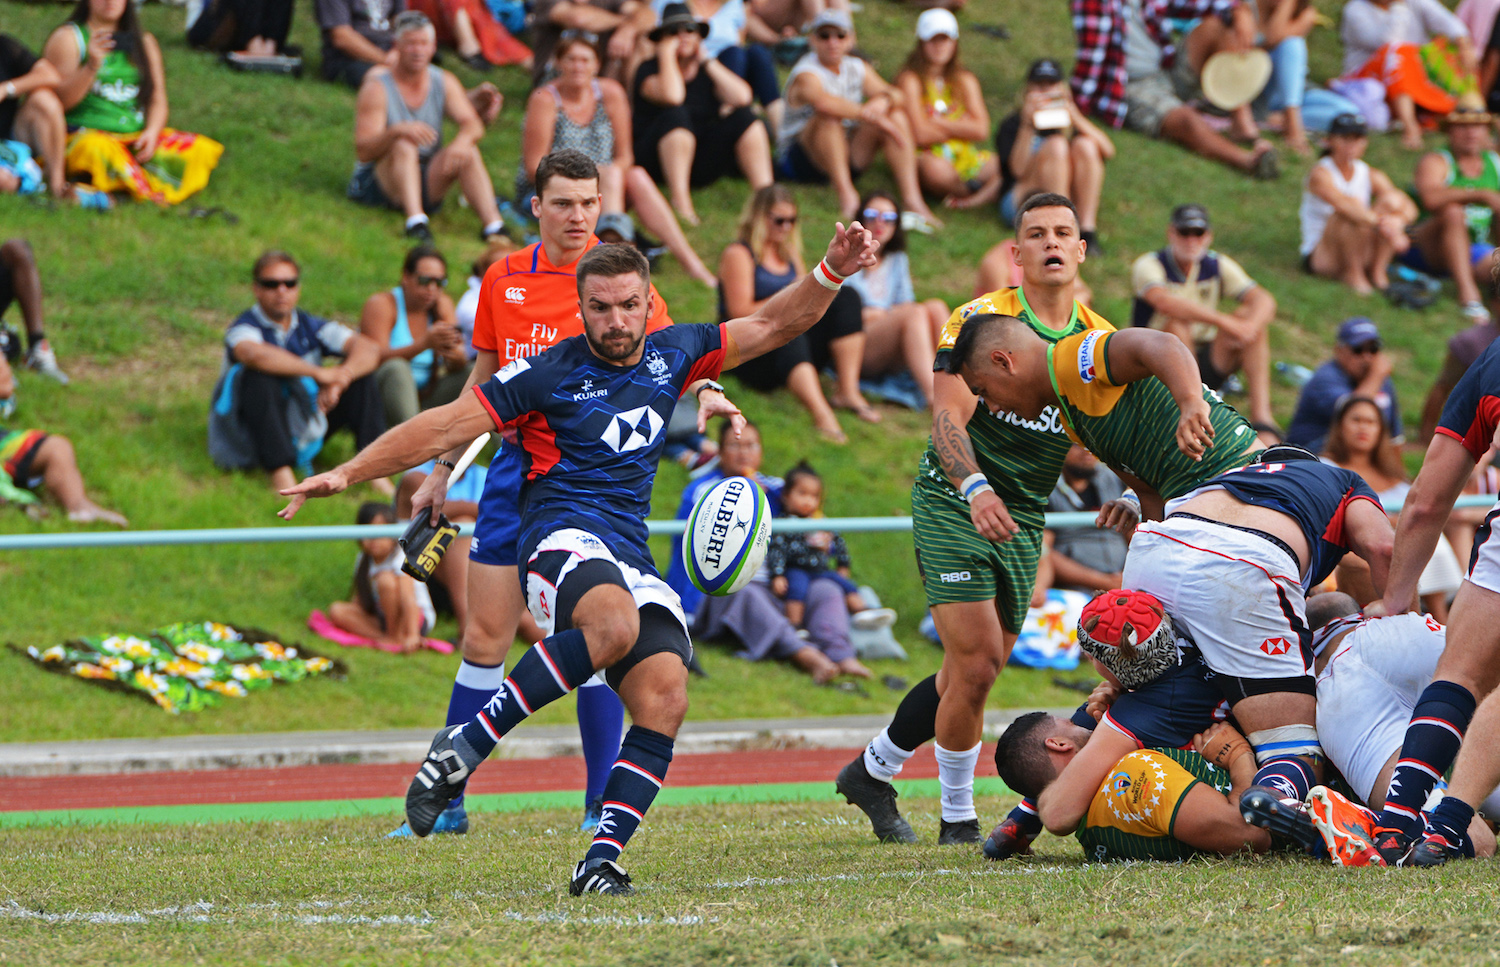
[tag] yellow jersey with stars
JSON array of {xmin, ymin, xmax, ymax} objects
[{"xmin": 1076, "ymin": 748, "xmax": 1230, "ymax": 863}]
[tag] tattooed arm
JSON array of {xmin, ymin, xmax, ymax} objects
[{"xmin": 932, "ymin": 371, "xmax": 1019, "ymax": 543}]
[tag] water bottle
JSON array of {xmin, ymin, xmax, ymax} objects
[{"xmin": 1275, "ymin": 361, "xmax": 1313, "ymax": 388}]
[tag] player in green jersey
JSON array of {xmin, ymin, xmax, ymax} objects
[{"xmin": 836, "ymin": 192, "xmax": 1138, "ymax": 846}]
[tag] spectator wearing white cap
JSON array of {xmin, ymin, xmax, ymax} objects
[
  {"xmin": 776, "ymin": 9, "xmax": 940, "ymax": 227},
  {"xmin": 1299, "ymin": 112, "xmax": 1418, "ymax": 296},
  {"xmin": 981, "ymin": 57, "xmax": 1114, "ymax": 251},
  {"xmin": 892, "ymin": 10, "xmax": 996, "ymax": 207}
]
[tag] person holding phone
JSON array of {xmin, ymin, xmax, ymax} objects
[
  {"xmin": 984, "ymin": 59, "xmax": 1114, "ymax": 253},
  {"xmin": 44, "ymin": 0, "xmax": 223, "ymax": 205}
]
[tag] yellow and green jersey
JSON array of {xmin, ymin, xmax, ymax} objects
[
  {"xmin": 1046, "ymin": 329, "xmax": 1259, "ymax": 500},
  {"xmin": 918, "ymin": 287, "xmax": 1115, "ymax": 530},
  {"xmin": 1076, "ymin": 748, "xmax": 1229, "ymax": 863}
]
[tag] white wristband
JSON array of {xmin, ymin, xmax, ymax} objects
[
  {"xmin": 961, "ymin": 472, "xmax": 993, "ymax": 503},
  {"xmin": 812, "ymin": 259, "xmax": 846, "ymax": 290}
]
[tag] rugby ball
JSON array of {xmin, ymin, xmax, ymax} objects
[{"xmin": 682, "ymin": 476, "xmax": 773, "ymax": 596}]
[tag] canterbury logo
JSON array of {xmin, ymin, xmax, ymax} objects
[{"xmin": 504, "ymin": 286, "xmax": 526, "ymax": 303}]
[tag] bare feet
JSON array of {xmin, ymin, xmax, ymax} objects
[
  {"xmin": 687, "ymin": 261, "xmax": 719, "ymax": 289},
  {"xmin": 269, "ymin": 465, "xmax": 296, "ymax": 493},
  {"xmin": 945, "ymin": 177, "xmax": 1001, "ymax": 210},
  {"xmin": 1284, "ymin": 135, "xmax": 1312, "ymax": 158},
  {"xmin": 1400, "ymin": 123, "xmax": 1424, "ymax": 151},
  {"xmin": 790, "ymin": 644, "xmax": 840, "ymax": 683},
  {"xmin": 67, "ymin": 503, "xmax": 128, "ymax": 527},
  {"xmin": 467, "ymin": 83, "xmax": 503, "ymax": 127},
  {"xmin": 815, "ymin": 419, "xmax": 848, "ymax": 444},
  {"xmin": 672, "ymin": 197, "xmax": 701, "ymax": 227},
  {"xmin": 837, "ymin": 187, "xmax": 861, "ymax": 221},
  {"xmin": 1345, "ymin": 274, "xmax": 1375, "ymax": 296},
  {"xmin": 837, "ymin": 657, "xmax": 873, "ymax": 678},
  {"xmin": 831, "ymin": 395, "xmax": 882, "ymax": 424}
]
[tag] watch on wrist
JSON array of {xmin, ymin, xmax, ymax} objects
[{"xmin": 695, "ymin": 379, "xmax": 726, "ymax": 399}]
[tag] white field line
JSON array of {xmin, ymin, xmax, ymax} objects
[
  {"xmin": 708, "ymin": 865, "xmax": 1069, "ymax": 888},
  {"xmin": 0, "ymin": 899, "xmax": 712, "ymax": 929}
]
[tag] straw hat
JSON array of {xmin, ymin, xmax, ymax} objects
[{"xmin": 1200, "ymin": 49, "xmax": 1272, "ymax": 111}]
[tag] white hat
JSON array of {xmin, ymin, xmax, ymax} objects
[
  {"xmin": 1200, "ymin": 49, "xmax": 1272, "ymax": 110},
  {"xmin": 916, "ymin": 8, "xmax": 959, "ymax": 41}
]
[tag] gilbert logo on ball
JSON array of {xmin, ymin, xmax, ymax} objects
[{"xmin": 683, "ymin": 476, "xmax": 772, "ymax": 596}]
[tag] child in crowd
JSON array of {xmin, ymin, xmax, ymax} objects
[
  {"xmin": 768, "ymin": 461, "xmax": 896, "ymax": 631},
  {"xmin": 327, "ymin": 501, "xmax": 436, "ymax": 652}
]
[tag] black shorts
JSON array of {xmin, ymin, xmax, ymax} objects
[
  {"xmin": 636, "ymin": 106, "xmax": 763, "ymax": 189},
  {"xmin": 1195, "ymin": 340, "xmax": 1229, "ymax": 391},
  {"xmin": 730, "ymin": 286, "xmax": 863, "ymax": 390}
]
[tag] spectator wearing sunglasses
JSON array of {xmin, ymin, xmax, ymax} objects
[
  {"xmin": 1286, "ymin": 316, "xmax": 1402, "ymax": 453},
  {"xmin": 841, "ymin": 189, "xmax": 941, "ymax": 407},
  {"xmin": 718, "ymin": 184, "xmax": 870, "ymax": 441},
  {"xmin": 776, "ymin": 10, "xmax": 941, "ymax": 229},
  {"xmin": 359, "ymin": 244, "xmax": 472, "ymax": 430},
  {"xmin": 632, "ymin": 4, "xmax": 773, "ymax": 226},
  {"xmin": 529, "ymin": 0, "xmax": 646, "ymax": 85},
  {"xmin": 209, "ymin": 250, "xmax": 385, "ymax": 494},
  {"xmin": 1130, "ymin": 203, "xmax": 1277, "ymax": 431}
]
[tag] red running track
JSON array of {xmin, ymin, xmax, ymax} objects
[{"xmin": 0, "ymin": 746, "xmax": 987, "ymax": 813}]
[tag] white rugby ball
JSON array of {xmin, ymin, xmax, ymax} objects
[{"xmin": 682, "ymin": 475, "xmax": 773, "ymax": 596}]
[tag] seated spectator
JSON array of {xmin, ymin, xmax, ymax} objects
[
  {"xmin": 892, "ymin": 10, "xmax": 997, "ymax": 208},
  {"xmin": 1069, "ymin": 0, "xmax": 1278, "ymax": 179},
  {"xmin": 0, "ymin": 370, "xmax": 127, "ymax": 527},
  {"xmin": 1421, "ymin": 310, "xmax": 1500, "ymax": 440},
  {"xmin": 1285, "ymin": 316, "xmax": 1400, "ymax": 451},
  {"xmin": 405, "ymin": 0, "xmax": 531, "ymax": 71},
  {"xmin": 44, "ymin": 0, "xmax": 224, "ymax": 206},
  {"xmin": 1256, "ymin": 0, "xmax": 1360, "ymax": 154},
  {"xmin": 0, "ymin": 239, "xmax": 68, "ymax": 389},
  {"xmin": 719, "ymin": 185, "xmax": 869, "ymax": 441},
  {"xmin": 1405, "ymin": 106, "xmax": 1500, "ymax": 321},
  {"xmin": 349, "ymin": 12, "xmax": 506, "ymax": 244},
  {"xmin": 748, "ymin": 0, "xmax": 825, "ymax": 40},
  {"xmin": 208, "ymin": 250, "xmax": 385, "ymax": 493},
  {"xmin": 187, "ymin": 0, "xmax": 296, "ymax": 56},
  {"xmin": 776, "ymin": 10, "xmax": 940, "ymax": 226},
  {"xmin": 1039, "ymin": 445, "xmax": 1128, "ymax": 594},
  {"xmin": 1323, "ymin": 395, "xmax": 1463, "ymax": 619},
  {"xmin": 529, "ymin": 0, "xmax": 647, "ymax": 85},
  {"xmin": 668, "ymin": 421, "xmax": 870, "ymax": 683},
  {"xmin": 1299, "ymin": 112, "xmax": 1418, "ymax": 295},
  {"xmin": 633, "ymin": 4, "xmax": 773, "ymax": 225},
  {"xmin": 1130, "ymin": 203, "xmax": 1276, "ymax": 429},
  {"xmin": 360, "ymin": 244, "xmax": 472, "ymax": 429},
  {"xmin": 768, "ymin": 461, "xmax": 890, "ymax": 652},
  {"xmin": 327, "ymin": 501, "xmax": 437, "ymax": 651},
  {"xmin": 455, "ymin": 242, "xmax": 514, "ymax": 360},
  {"xmin": 648, "ymin": 0, "xmax": 785, "ymax": 139},
  {"xmin": 841, "ymin": 189, "xmax": 940, "ymax": 406},
  {"xmin": 1341, "ymin": 0, "xmax": 1475, "ymax": 149},
  {"xmin": 981, "ymin": 59, "xmax": 1112, "ymax": 250},
  {"xmin": 0, "ymin": 33, "xmax": 70, "ymax": 200},
  {"xmin": 518, "ymin": 30, "xmax": 717, "ymax": 287}
]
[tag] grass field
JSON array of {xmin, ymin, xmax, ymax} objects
[
  {"xmin": 5, "ymin": 795, "xmax": 1500, "ymax": 966},
  {"xmin": 0, "ymin": 0, "xmax": 1472, "ymax": 740}
]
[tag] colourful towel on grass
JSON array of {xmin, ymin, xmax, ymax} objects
[
  {"xmin": 15, "ymin": 620, "xmax": 342, "ymax": 714},
  {"xmin": 307, "ymin": 609, "xmax": 454, "ymax": 654}
]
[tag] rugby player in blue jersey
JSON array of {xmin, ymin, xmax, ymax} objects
[{"xmin": 279, "ymin": 222, "xmax": 878, "ymax": 896}]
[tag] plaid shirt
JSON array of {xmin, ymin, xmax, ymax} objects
[{"xmin": 1070, "ymin": 0, "xmax": 1238, "ymax": 129}]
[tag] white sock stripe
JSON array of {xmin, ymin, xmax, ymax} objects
[
  {"xmin": 603, "ymin": 800, "xmax": 644, "ymax": 821},
  {"xmin": 1398, "ymin": 759, "xmax": 1443, "ymax": 781},
  {"xmin": 1411, "ymin": 717, "xmax": 1465, "ymax": 741},
  {"xmin": 533, "ymin": 642, "xmax": 570, "ymax": 692},
  {"xmin": 591, "ymin": 836, "xmax": 625, "ymax": 852},
  {"xmin": 615, "ymin": 760, "xmax": 663, "ymax": 787},
  {"xmin": 505, "ymin": 679, "xmax": 534, "ymax": 716},
  {"xmin": 477, "ymin": 711, "xmax": 500, "ymax": 742},
  {"xmin": 454, "ymin": 660, "xmax": 506, "ymax": 691},
  {"xmin": 1386, "ymin": 803, "xmax": 1421, "ymax": 820}
]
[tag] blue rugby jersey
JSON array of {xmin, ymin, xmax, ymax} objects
[
  {"xmin": 474, "ymin": 322, "xmax": 727, "ymax": 574},
  {"xmin": 1437, "ymin": 337, "xmax": 1500, "ymax": 461},
  {"xmin": 1175, "ymin": 460, "xmax": 1382, "ymax": 590}
]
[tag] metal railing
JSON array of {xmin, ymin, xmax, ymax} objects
[{"xmin": 1, "ymin": 495, "xmax": 1495, "ymax": 551}]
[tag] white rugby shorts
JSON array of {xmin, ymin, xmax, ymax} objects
[
  {"xmin": 1467, "ymin": 497, "xmax": 1500, "ymax": 596},
  {"xmin": 524, "ymin": 527, "xmax": 691, "ymax": 642},
  {"xmin": 1121, "ymin": 515, "xmax": 1309, "ymax": 683}
]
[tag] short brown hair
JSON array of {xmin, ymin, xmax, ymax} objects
[
  {"xmin": 252, "ymin": 249, "xmax": 298, "ymax": 280},
  {"xmin": 576, "ymin": 243, "xmax": 650, "ymax": 298},
  {"xmin": 535, "ymin": 149, "xmax": 600, "ymax": 198}
]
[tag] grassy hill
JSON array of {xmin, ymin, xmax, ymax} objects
[{"xmin": 0, "ymin": 0, "xmax": 1462, "ymax": 740}]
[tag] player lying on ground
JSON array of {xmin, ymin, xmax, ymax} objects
[
  {"xmin": 1299, "ymin": 592, "xmax": 1498, "ymax": 865},
  {"xmin": 280, "ymin": 224, "xmax": 878, "ymax": 896}
]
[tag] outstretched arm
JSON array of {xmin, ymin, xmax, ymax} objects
[
  {"xmin": 1102, "ymin": 328, "xmax": 1214, "ymax": 461},
  {"xmin": 722, "ymin": 221, "xmax": 877, "ymax": 368},
  {"xmin": 1380, "ymin": 435, "xmax": 1473, "ymax": 613},
  {"xmin": 278, "ymin": 391, "xmax": 497, "ymax": 519}
]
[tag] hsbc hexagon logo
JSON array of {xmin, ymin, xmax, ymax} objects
[
  {"xmin": 601, "ymin": 405, "xmax": 664, "ymax": 453},
  {"xmin": 1260, "ymin": 637, "xmax": 1293, "ymax": 656}
]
